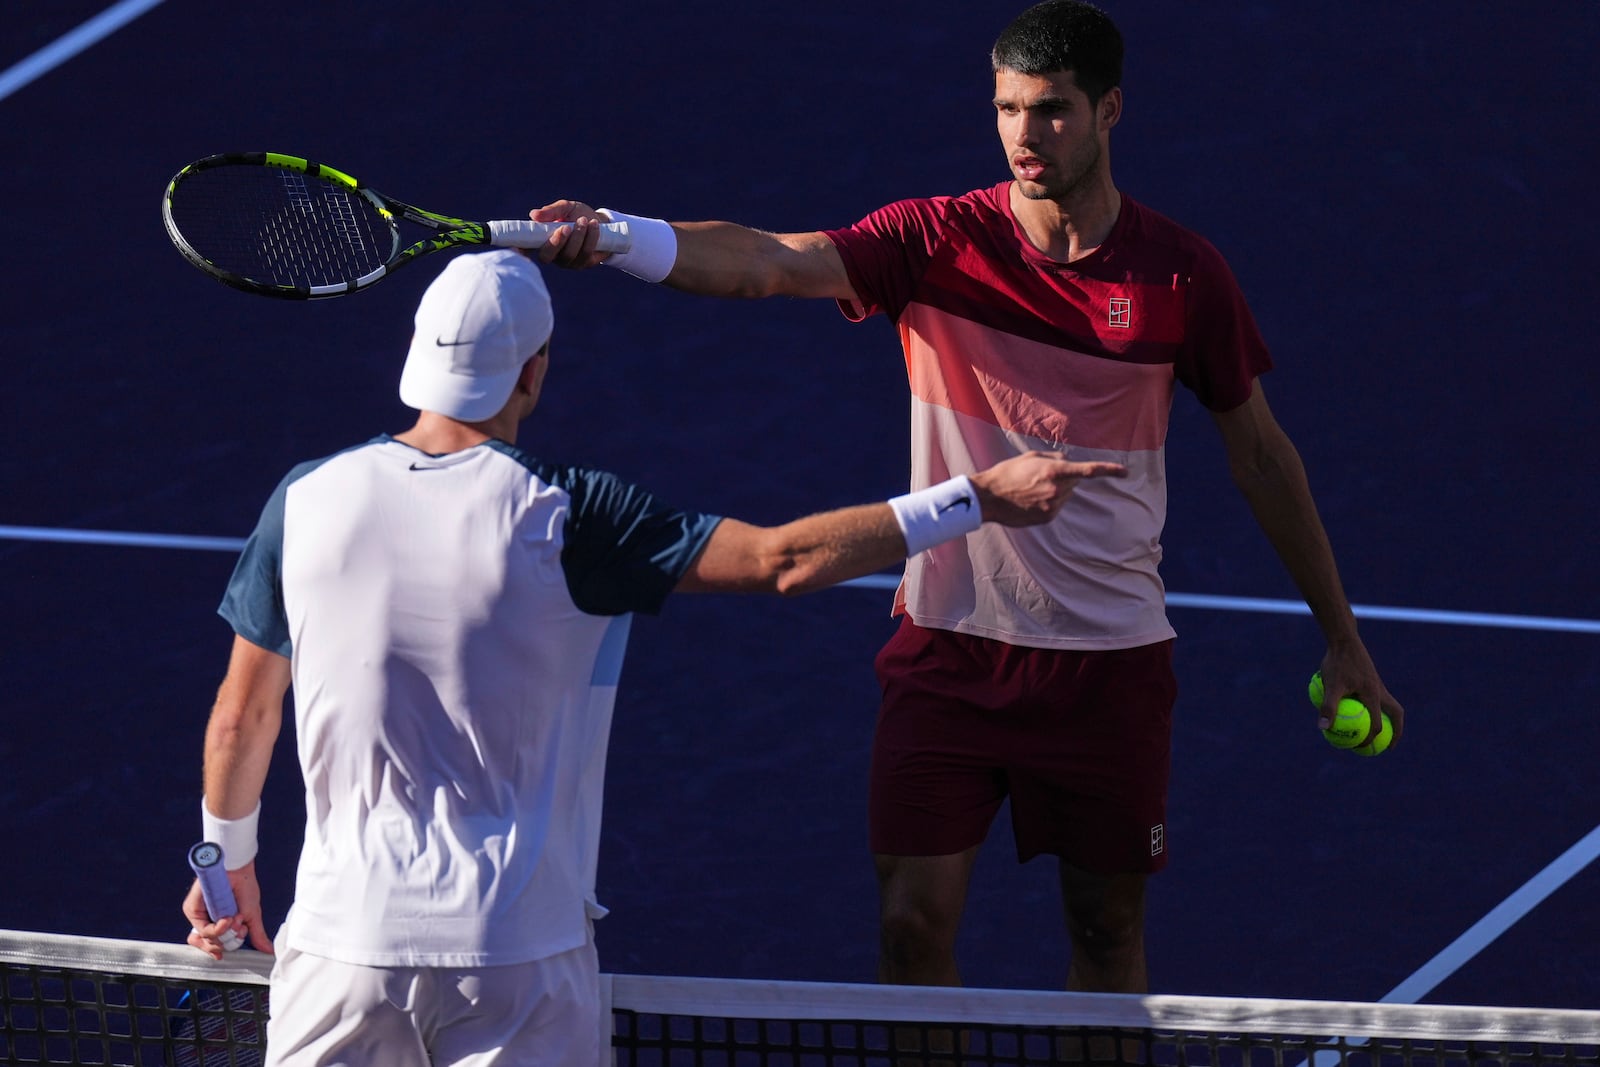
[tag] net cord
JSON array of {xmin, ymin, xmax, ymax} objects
[{"xmin": 4, "ymin": 929, "xmax": 1597, "ymax": 1046}]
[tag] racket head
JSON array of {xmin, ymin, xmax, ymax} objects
[{"xmin": 161, "ymin": 152, "xmax": 484, "ymax": 299}]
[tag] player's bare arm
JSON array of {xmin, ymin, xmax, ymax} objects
[
  {"xmin": 1211, "ymin": 384, "xmax": 1404, "ymax": 743},
  {"xmin": 675, "ymin": 452, "xmax": 1126, "ymax": 596},
  {"xmin": 530, "ymin": 200, "xmax": 856, "ymax": 301},
  {"xmin": 186, "ymin": 636, "xmax": 290, "ymax": 956},
  {"xmin": 202, "ymin": 636, "xmax": 290, "ymax": 816}
]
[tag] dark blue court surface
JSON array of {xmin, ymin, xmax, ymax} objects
[{"xmin": 2, "ymin": 1, "xmax": 1596, "ymax": 1011}]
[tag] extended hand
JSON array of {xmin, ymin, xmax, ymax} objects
[
  {"xmin": 970, "ymin": 451, "xmax": 1127, "ymax": 527},
  {"xmin": 529, "ymin": 200, "xmax": 611, "ymax": 269}
]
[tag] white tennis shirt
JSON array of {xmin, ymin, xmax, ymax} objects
[{"xmin": 219, "ymin": 436, "xmax": 720, "ymax": 967}]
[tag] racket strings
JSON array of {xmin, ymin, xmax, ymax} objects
[{"xmin": 169, "ymin": 165, "xmax": 398, "ymax": 289}]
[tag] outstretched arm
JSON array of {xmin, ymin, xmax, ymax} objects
[
  {"xmin": 676, "ymin": 451, "xmax": 1127, "ymax": 596},
  {"xmin": 183, "ymin": 636, "xmax": 289, "ymax": 957},
  {"xmin": 530, "ymin": 200, "xmax": 857, "ymax": 301},
  {"xmin": 1212, "ymin": 383, "xmax": 1404, "ymax": 745}
]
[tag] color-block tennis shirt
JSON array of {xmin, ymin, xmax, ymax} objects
[
  {"xmin": 219, "ymin": 436, "xmax": 720, "ymax": 967},
  {"xmin": 825, "ymin": 186, "xmax": 1272, "ymax": 650}
]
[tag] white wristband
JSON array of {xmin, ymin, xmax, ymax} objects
[
  {"xmin": 595, "ymin": 209, "xmax": 677, "ymax": 282},
  {"xmin": 202, "ymin": 799, "xmax": 260, "ymax": 869},
  {"xmin": 888, "ymin": 476, "xmax": 982, "ymax": 557}
]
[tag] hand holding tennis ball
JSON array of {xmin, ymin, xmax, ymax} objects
[{"xmin": 1308, "ymin": 671, "xmax": 1393, "ymax": 756}]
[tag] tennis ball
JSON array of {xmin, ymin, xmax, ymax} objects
[
  {"xmin": 1353, "ymin": 711, "xmax": 1394, "ymax": 756},
  {"xmin": 1308, "ymin": 671, "xmax": 1326, "ymax": 708},
  {"xmin": 1321, "ymin": 698, "xmax": 1372, "ymax": 749},
  {"xmin": 1308, "ymin": 671, "xmax": 1391, "ymax": 754}
]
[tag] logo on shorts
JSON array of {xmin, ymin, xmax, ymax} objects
[
  {"xmin": 1150, "ymin": 824, "xmax": 1165, "ymax": 856},
  {"xmin": 1109, "ymin": 297, "xmax": 1132, "ymax": 328}
]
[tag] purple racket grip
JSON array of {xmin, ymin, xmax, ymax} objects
[{"xmin": 188, "ymin": 841, "xmax": 244, "ymax": 950}]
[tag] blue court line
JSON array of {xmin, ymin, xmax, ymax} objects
[
  {"xmin": 4, "ymin": 524, "xmax": 1599, "ymax": 636},
  {"xmin": 0, "ymin": 0, "xmax": 167, "ymax": 104}
]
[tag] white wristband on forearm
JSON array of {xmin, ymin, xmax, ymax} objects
[
  {"xmin": 595, "ymin": 209, "xmax": 677, "ymax": 282},
  {"xmin": 888, "ymin": 476, "xmax": 982, "ymax": 557},
  {"xmin": 202, "ymin": 799, "xmax": 260, "ymax": 869}
]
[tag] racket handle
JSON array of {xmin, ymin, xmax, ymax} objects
[
  {"xmin": 488, "ymin": 219, "xmax": 632, "ymax": 254},
  {"xmin": 188, "ymin": 841, "xmax": 244, "ymax": 951}
]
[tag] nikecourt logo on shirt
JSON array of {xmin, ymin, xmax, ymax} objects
[
  {"xmin": 1109, "ymin": 296, "xmax": 1132, "ymax": 328},
  {"xmin": 937, "ymin": 495, "xmax": 974, "ymax": 515}
]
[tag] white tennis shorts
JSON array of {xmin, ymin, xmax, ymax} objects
[{"xmin": 263, "ymin": 937, "xmax": 602, "ymax": 1067}]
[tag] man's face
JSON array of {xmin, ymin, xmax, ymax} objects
[{"xmin": 993, "ymin": 68, "xmax": 1115, "ymax": 202}]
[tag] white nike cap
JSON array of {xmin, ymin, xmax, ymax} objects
[{"xmin": 399, "ymin": 249, "xmax": 554, "ymax": 421}]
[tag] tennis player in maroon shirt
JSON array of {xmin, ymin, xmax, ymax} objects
[{"xmin": 531, "ymin": 0, "xmax": 1402, "ymax": 996}]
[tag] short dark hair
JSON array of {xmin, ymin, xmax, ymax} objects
[{"xmin": 991, "ymin": 0, "xmax": 1124, "ymax": 103}]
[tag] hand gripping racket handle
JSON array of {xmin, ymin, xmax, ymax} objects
[
  {"xmin": 487, "ymin": 219, "xmax": 632, "ymax": 254},
  {"xmin": 188, "ymin": 841, "xmax": 244, "ymax": 951}
]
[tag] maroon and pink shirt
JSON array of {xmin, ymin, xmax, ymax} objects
[{"xmin": 825, "ymin": 183, "xmax": 1271, "ymax": 650}]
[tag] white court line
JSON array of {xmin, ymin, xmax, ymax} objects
[
  {"xmin": 847, "ymin": 573, "xmax": 1600, "ymax": 634},
  {"xmin": 1379, "ymin": 822, "xmax": 1600, "ymax": 1005},
  {"xmin": 4, "ymin": 523, "xmax": 1600, "ymax": 635},
  {"xmin": 0, "ymin": 525, "xmax": 245, "ymax": 553},
  {"xmin": 1302, "ymin": 822, "xmax": 1600, "ymax": 1062},
  {"xmin": 0, "ymin": 0, "xmax": 167, "ymax": 104}
]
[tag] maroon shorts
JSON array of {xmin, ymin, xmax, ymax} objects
[{"xmin": 869, "ymin": 617, "xmax": 1176, "ymax": 874}]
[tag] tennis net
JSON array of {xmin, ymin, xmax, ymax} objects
[{"xmin": 3, "ymin": 928, "xmax": 1597, "ymax": 1066}]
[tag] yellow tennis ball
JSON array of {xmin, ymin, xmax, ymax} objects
[
  {"xmin": 1354, "ymin": 712, "xmax": 1394, "ymax": 756},
  {"xmin": 1309, "ymin": 671, "xmax": 1391, "ymax": 754},
  {"xmin": 1308, "ymin": 671, "xmax": 1326, "ymax": 708},
  {"xmin": 1322, "ymin": 698, "xmax": 1371, "ymax": 749}
]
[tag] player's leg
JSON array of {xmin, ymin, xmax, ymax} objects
[
  {"xmin": 873, "ymin": 849, "xmax": 982, "ymax": 1063},
  {"xmin": 428, "ymin": 936, "xmax": 601, "ymax": 1067},
  {"xmin": 869, "ymin": 618, "xmax": 1010, "ymax": 987},
  {"xmin": 1005, "ymin": 638, "xmax": 1176, "ymax": 995},
  {"xmin": 1053, "ymin": 864, "xmax": 1153, "ymax": 1064},
  {"xmin": 264, "ymin": 944, "xmax": 431, "ymax": 1067},
  {"xmin": 873, "ymin": 848, "xmax": 980, "ymax": 984},
  {"xmin": 1058, "ymin": 863, "xmax": 1148, "ymax": 992}
]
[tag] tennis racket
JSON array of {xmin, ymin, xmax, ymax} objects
[
  {"xmin": 188, "ymin": 841, "xmax": 244, "ymax": 951},
  {"xmin": 161, "ymin": 152, "xmax": 631, "ymax": 299}
]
